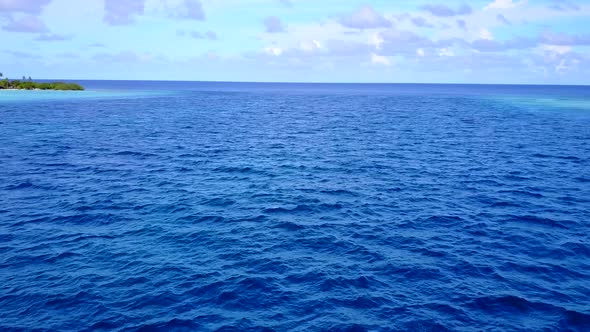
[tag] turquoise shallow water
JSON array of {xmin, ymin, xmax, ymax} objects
[
  {"xmin": 0, "ymin": 82, "xmax": 589, "ymax": 331},
  {"xmin": 0, "ymin": 88, "xmax": 169, "ymax": 103},
  {"xmin": 491, "ymin": 96, "xmax": 590, "ymax": 112}
]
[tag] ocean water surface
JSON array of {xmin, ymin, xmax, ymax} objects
[{"xmin": 1, "ymin": 82, "xmax": 589, "ymax": 331}]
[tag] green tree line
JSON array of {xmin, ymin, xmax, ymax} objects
[{"xmin": 0, "ymin": 72, "xmax": 84, "ymax": 91}]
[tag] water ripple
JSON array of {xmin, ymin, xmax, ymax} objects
[{"xmin": 1, "ymin": 84, "xmax": 589, "ymax": 331}]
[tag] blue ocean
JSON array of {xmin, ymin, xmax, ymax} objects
[{"xmin": 1, "ymin": 81, "xmax": 589, "ymax": 331}]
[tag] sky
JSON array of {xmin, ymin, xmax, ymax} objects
[{"xmin": 0, "ymin": 0, "xmax": 589, "ymax": 84}]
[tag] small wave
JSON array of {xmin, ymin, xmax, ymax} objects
[
  {"xmin": 319, "ymin": 275, "xmax": 385, "ymax": 291},
  {"xmin": 201, "ymin": 197, "xmax": 236, "ymax": 207},
  {"xmin": 419, "ymin": 215, "xmax": 464, "ymax": 227},
  {"xmin": 381, "ymin": 265, "xmax": 447, "ymax": 281},
  {"xmin": 504, "ymin": 174, "xmax": 532, "ymax": 181},
  {"xmin": 263, "ymin": 204, "xmax": 314, "ymax": 214},
  {"xmin": 273, "ymin": 221, "xmax": 305, "ymax": 231},
  {"xmin": 490, "ymin": 201, "xmax": 522, "ymax": 208},
  {"xmin": 561, "ymin": 242, "xmax": 590, "ymax": 258},
  {"xmin": 498, "ymin": 189, "xmax": 544, "ymax": 198},
  {"xmin": 177, "ymin": 214, "xmax": 225, "ymax": 223},
  {"xmin": 468, "ymin": 295, "xmax": 551, "ymax": 314},
  {"xmin": 263, "ymin": 203, "xmax": 343, "ymax": 214},
  {"xmin": 213, "ymin": 166, "xmax": 262, "ymax": 174},
  {"xmin": 320, "ymin": 189, "xmax": 359, "ymax": 197},
  {"xmin": 402, "ymin": 320, "xmax": 451, "ymax": 332},
  {"xmin": 320, "ymin": 324, "xmax": 371, "ymax": 332},
  {"xmin": 561, "ymin": 310, "xmax": 590, "ymax": 329},
  {"xmin": 112, "ymin": 150, "xmax": 157, "ymax": 158},
  {"xmin": 506, "ymin": 215, "xmax": 571, "ymax": 229},
  {"xmin": 466, "ymin": 294, "xmax": 590, "ymax": 329},
  {"xmin": 4, "ymin": 182, "xmax": 44, "ymax": 190},
  {"xmin": 15, "ymin": 213, "xmax": 127, "ymax": 226},
  {"xmin": 532, "ymin": 153, "xmax": 581, "ymax": 162},
  {"xmin": 129, "ymin": 318, "xmax": 202, "ymax": 332}
]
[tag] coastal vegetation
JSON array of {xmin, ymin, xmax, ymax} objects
[{"xmin": 0, "ymin": 73, "xmax": 84, "ymax": 91}]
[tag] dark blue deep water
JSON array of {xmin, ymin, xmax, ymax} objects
[{"xmin": 1, "ymin": 82, "xmax": 589, "ymax": 331}]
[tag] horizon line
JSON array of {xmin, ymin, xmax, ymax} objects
[{"xmin": 20, "ymin": 78, "xmax": 590, "ymax": 87}]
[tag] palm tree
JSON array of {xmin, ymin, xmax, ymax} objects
[{"xmin": 0, "ymin": 72, "xmax": 3, "ymax": 78}]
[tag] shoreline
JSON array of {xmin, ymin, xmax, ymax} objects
[
  {"xmin": 1, "ymin": 88, "xmax": 42, "ymax": 91},
  {"xmin": 0, "ymin": 88, "xmax": 81, "ymax": 91},
  {"xmin": 1, "ymin": 79, "xmax": 85, "ymax": 91}
]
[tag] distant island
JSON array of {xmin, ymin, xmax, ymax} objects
[{"xmin": 0, "ymin": 72, "xmax": 84, "ymax": 91}]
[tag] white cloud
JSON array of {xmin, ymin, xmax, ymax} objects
[
  {"xmin": 541, "ymin": 44, "xmax": 572, "ymax": 55},
  {"xmin": 340, "ymin": 5, "xmax": 391, "ymax": 29},
  {"xmin": 479, "ymin": 28, "xmax": 494, "ymax": 40},
  {"xmin": 537, "ymin": 44, "xmax": 573, "ymax": 63},
  {"xmin": 484, "ymin": 0, "xmax": 527, "ymax": 10},
  {"xmin": 437, "ymin": 48, "xmax": 455, "ymax": 57},
  {"xmin": 371, "ymin": 53, "xmax": 392, "ymax": 66},
  {"xmin": 369, "ymin": 33, "xmax": 384, "ymax": 50},
  {"xmin": 300, "ymin": 40, "xmax": 322, "ymax": 52},
  {"xmin": 416, "ymin": 48, "xmax": 425, "ymax": 57},
  {"xmin": 555, "ymin": 58, "xmax": 579, "ymax": 73},
  {"xmin": 264, "ymin": 46, "xmax": 283, "ymax": 56}
]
